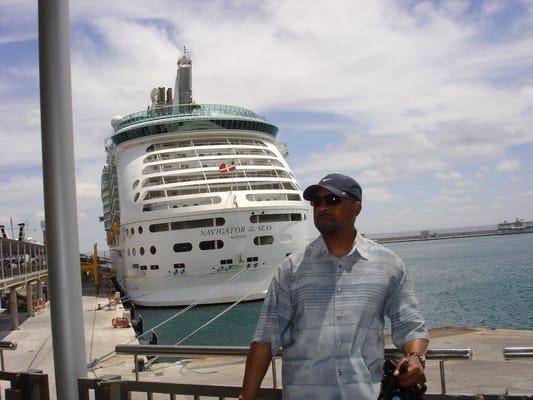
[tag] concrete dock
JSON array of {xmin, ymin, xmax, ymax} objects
[
  {"xmin": 0, "ymin": 287, "xmax": 137, "ymax": 398},
  {"xmin": 1, "ymin": 296, "xmax": 532, "ymax": 398}
]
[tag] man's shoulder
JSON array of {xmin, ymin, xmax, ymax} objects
[
  {"xmin": 280, "ymin": 237, "xmax": 320, "ymax": 273},
  {"xmin": 360, "ymin": 236, "xmax": 405, "ymax": 268}
]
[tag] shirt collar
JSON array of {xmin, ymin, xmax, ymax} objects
[{"xmin": 314, "ymin": 230, "xmax": 370, "ymax": 261}]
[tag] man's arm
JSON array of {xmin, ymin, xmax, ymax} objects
[
  {"xmin": 239, "ymin": 341, "xmax": 273, "ymax": 400},
  {"xmin": 394, "ymin": 338, "xmax": 429, "ymax": 387}
]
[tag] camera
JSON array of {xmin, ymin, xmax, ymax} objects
[{"xmin": 377, "ymin": 358, "xmax": 426, "ymax": 400}]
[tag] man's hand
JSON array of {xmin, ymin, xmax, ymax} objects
[{"xmin": 393, "ymin": 354, "xmax": 426, "ymax": 387}]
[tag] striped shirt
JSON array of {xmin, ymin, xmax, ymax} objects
[{"xmin": 253, "ymin": 233, "xmax": 429, "ymax": 400}]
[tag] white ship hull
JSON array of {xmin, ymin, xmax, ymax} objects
[
  {"xmin": 125, "ymin": 263, "xmax": 274, "ymax": 307},
  {"xmin": 101, "ymin": 58, "xmax": 311, "ymax": 307},
  {"xmin": 119, "ymin": 206, "xmax": 309, "ymax": 307}
]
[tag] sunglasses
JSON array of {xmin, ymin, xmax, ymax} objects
[{"xmin": 309, "ymin": 194, "xmax": 344, "ymax": 207}]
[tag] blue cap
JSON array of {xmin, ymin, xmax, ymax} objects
[{"xmin": 303, "ymin": 173, "xmax": 362, "ymax": 201}]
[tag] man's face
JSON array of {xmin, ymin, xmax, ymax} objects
[{"xmin": 311, "ymin": 188, "xmax": 361, "ymax": 236}]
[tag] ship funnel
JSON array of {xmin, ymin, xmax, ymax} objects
[{"xmin": 174, "ymin": 48, "xmax": 193, "ymax": 105}]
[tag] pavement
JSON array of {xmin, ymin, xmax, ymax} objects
[
  {"xmin": 0, "ymin": 290, "xmax": 532, "ymax": 398},
  {"xmin": 0, "ymin": 282, "xmax": 137, "ymax": 399}
]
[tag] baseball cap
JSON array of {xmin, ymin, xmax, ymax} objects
[{"xmin": 303, "ymin": 173, "xmax": 362, "ymax": 201}]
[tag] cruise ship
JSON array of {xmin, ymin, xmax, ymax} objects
[{"xmin": 101, "ymin": 53, "xmax": 311, "ymax": 306}]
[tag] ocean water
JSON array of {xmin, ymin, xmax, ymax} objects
[{"xmin": 137, "ymin": 233, "xmax": 533, "ymax": 346}]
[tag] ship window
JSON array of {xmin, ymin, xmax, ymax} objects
[
  {"xmin": 140, "ymin": 265, "xmax": 147, "ymax": 270},
  {"xmin": 150, "ymin": 246, "xmax": 156, "ymax": 255},
  {"xmin": 199, "ymin": 240, "xmax": 224, "ymax": 250},
  {"xmin": 130, "ymin": 227, "xmax": 134, "ymax": 235},
  {"xmin": 171, "ymin": 218, "xmax": 224, "ymax": 230},
  {"xmin": 149, "ymin": 223, "xmax": 169, "ymax": 232},
  {"xmin": 253, "ymin": 236, "xmax": 274, "ymax": 246},
  {"xmin": 132, "ymin": 248, "xmax": 136, "ymax": 256},
  {"xmin": 140, "ymin": 247, "xmax": 145, "ymax": 255},
  {"xmin": 220, "ymin": 259, "xmax": 233, "ymax": 265},
  {"xmin": 174, "ymin": 263, "xmax": 185, "ymax": 269},
  {"xmin": 127, "ymin": 249, "xmax": 131, "ymax": 256},
  {"xmin": 173, "ymin": 243, "xmax": 192, "ymax": 253},
  {"xmin": 138, "ymin": 226, "xmax": 143, "ymax": 234},
  {"xmin": 250, "ymin": 213, "xmax": 302, "ymax": 223},
  {"xmin": 150, "ymin": 265, "xmax": 159, "ymax": 270},
  {"xmin": 144, "ymin": 190, "xmax": 165, "ymax": 200},
  {"xmin": 288, "ymin": 194, "xmax": 301, "ymax": 201},
  {"xmin": 132, "ymin": 180, "xmax": 139, "ymax": 189},
  {"xmin": 247, "ymin": 193, "xmax": 301, "ymax": 202},
  {"xmin": 246, "ymin": 256, "xmax": 259, "ymax": 262},
  {"xmin": 285, "ymin": 253, "xmax": 292, "ymax": 257},
  {"xmin": 132, "ymin": 264, "xmax": 139, "ymax": 269}
]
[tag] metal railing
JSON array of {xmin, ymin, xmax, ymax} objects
[
  {"xmin": 0, "ymin": 340, "xmax": 17, "ymax": 371},
  {"xmin": 114, "ymin": 103, "xmax": 267, "ymax": 132},
  {"xmin": 503, "ymin": 347, "xmax": 533, "ymax": 359},
  {"xmin": 0, "ymin": 370, "xmax": 49, "ymax": 400},
  {"xmin": 111, "ymin": 344, "xmax": 472, "ymax": 397},
  {"xmin": 78, "ymin": 374, "xmax": 281, "ymax": 400},
  {"xmin": 0, "ymin": 238, "xmax": 47, "ymax": 282}
]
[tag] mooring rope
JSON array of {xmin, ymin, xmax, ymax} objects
[{"xmin": 87, "ymin": 265, "xmax": 255, "ymax": 369}]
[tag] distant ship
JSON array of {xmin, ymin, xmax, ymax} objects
[
  {"xmin": 497, "ymin": 218, "xmax": 533, "ymax": 234},
  {"xmin": 101, "ymin": 52, "xmax": 310, "ymax": 307}
]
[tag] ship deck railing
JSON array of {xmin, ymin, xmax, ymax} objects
[{"xmin": 114, "ymin": 103, "xmax": 267, "ymax": 132}]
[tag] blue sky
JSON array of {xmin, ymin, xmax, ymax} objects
[{"xmin": 0, "ymin": 0, "xmax": 532, "ymax": 253}]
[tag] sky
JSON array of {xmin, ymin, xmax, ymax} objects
[{"xmin": 0, "ymin": 0, "xmax": 532, "ymax": 253}]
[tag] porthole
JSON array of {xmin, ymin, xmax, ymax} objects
[
  {"xmin": 132, "ymin": 248, "xmax": 136, "ymax": 256},
  {"xmin": 127, "ymin": 249, "xmax": 131, "ymax": 256},
  {"xmin": 150, "ymin": 246, "xmax": 156, "ymax": 255},
  {"xmin": 140, "ymin": 247, "xmax": 145, "ymax": 256},
  {"xmin": 253, "ymin": 236, "xmax": 274, "ymax": 246},
  {"xmin": 199, "ymin": 240, "xmax": 224, "ymax": 250},
  {"xmin": 133, "ymin": 192, "xmax": 140, "ymax": 202},
  {"xmin": 138, "ymin": 226, "xmax": 143, "ymax": 234},
  {"xmin": 173, "ymin": 243, "xmax": 192, "ymax": 253},
  {"xmin": 149, "ymin": 223, "xmax": 169, "ymax": 232},
  {"xmin": 132, "ymin": 180, "xmax": 139, "ymax": 189},
  {"xmin": 130, "ymin": 227, "xmax": 134, "ymax": 235}
]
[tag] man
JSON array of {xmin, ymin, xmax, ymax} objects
[{"xmin": 240, "ymin": 173, "xmax": 429, "ymax": 400}]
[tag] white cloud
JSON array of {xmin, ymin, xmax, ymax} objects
[
  {"xmin": 496, "ymin": 159, "xmax": 521, "ymax": 172},
  {"xmin": 363, "ymin": 187, "xmax": 398, "ymax": 204},
  {"xmin": 1, "ymin": 1, "xmax": 533, "ymax": 246},
  {"xmin": 434, "ymin": 171, "xmax": 464, "ymax": 181}
]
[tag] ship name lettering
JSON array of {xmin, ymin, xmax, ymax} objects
[
  {"xmin": 200, "ymin": 226, "xmax": 247, "ymax": 236},
  {"xmin": 257, "ymin": 224, "xmax": 272, "ymax": 231}
]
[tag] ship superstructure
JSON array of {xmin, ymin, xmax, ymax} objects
[{"xmin": 101, "ymin": 53, "xmax": 310, "ymax": 306}]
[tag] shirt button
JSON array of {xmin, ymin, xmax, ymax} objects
[
  {"xmin": 336, "ymin": 287, "xmax": 342, "ymax": 294},
  {"xmin": 336, "ymin": 313, "xmax": 342, "ymax": 320}
]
